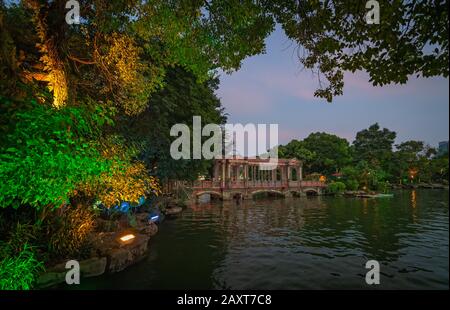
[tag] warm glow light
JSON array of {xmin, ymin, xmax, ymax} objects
[
  {"xmin": 409, "ymin": 168, "xmax": 418, "ymax": 179},
  {"xmin": 120, "ymin": 234, "xmax": 135, "ymax": 242}
]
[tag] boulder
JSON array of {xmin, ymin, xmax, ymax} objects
[
  {"xmin": 135, "ymin": 212, "xmax": 150, "ymax": 222},
  {"xmin": 107, "ymin": 234, "xmax": 150, "ymax": 273},
  {"xmin": 165, "ymin": 206, "xmax": 183, "ymax": 216},
  {"xmin": 80, "ymin": 257, "xmax": 107, "ymax": 278},
  {"xmin": 138, "ymin": 221, "xmax": 158, "ymax": 237},
  {"xmin": 134, "ymin": 213, "xmax": 158, "ymax": 237},
  {"xmin": 95, "ymin": 218, "xmax": 122, "ymax": 232},
  {"xmin": 36, "ymin": 260, "xmax": 67, "ymax": 288},
  {"xmin": 36, "ymin": 257, "xmax": 107, "ymax": 288},
  {"xmin": 107, "ymin": 248, "xmax": 132, "ymax": 273},
  {"xmin": 90, "ymin": 232, "xmax": 119, "ymax": 256},
  {"xmin": 37, "ymin": 270, "xmax": 67, "ymax": 288}
]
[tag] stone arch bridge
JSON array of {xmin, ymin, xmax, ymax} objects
[{"xmin": 177, "ymin": 157, "xmax": 327, "ymax": 201}]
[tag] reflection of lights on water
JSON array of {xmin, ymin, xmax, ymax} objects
[
  {"xmin": 411, "ymin": 190, "xmax": 417, "ymax": 209},
  {"xmin": 362, "ymin": 197, "xmax": 368, "ymax": 214}
]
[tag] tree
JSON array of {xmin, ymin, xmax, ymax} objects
[
  {"xmin": 302, "ymin": 132, "xmax": 352, "ymax": 175},
  {"xmin": 392, "ymin": 140, "xmax": 425, "ymax": 183},
  {"xmin": 121, "ymin": 66, "xmax": 227, "ymax": 182},
  {"xmin": 0, "ymin": 96, "xmax": 113, "ymax": 210},
  {"xmin": 1, "ymin": 0, "xmax": 274, "ymax": 113},
  {"xmin": 278, "ymin": 139, "xmax": 315, "ymax": 171},
  {"xmin": 2, "ymin": 1, "xmax": 448, "ymax": 107},
  {"xmin": 430, "ymin": 154, "xmax": 449, "ymax": 183},
  {"xmin": 353, "ymin": 123, "xmax": 396, "ymax": 170},
  {"xmin": 267, "ymin": 0, "xmax": 449, "ymax": 101}
]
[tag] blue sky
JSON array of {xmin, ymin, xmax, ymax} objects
[{"xmin": 217, "ymin": 26, "xmax": 449, "ymax": 148}]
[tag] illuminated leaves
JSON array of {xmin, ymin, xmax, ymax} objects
[
  {"xmin": 47, "ymin": 205, "xmax": 95, "ymax": 257},
  {"xmin": 79, "ymin": 161, "xmax": 161, "ymax": 208},
  {"xmin": 0, "ymin": 97, "xmax": 112, "ymax": 209},
  {"xmin": 95, "ymin": 33, "xmax": 155, "ymax": 115}
]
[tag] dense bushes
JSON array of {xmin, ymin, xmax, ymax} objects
[
  {"xmin": 0, "ymin": 222, "xmax": 44, "ymax": 290},
  {"xmin": 327, "ymin": 182, "xmax": 346, "ymax": 194},
  {"xmin": 0, "ymin": 97, "xmax": 114, "ymax": 210},
  {"xmin": 344, "ymin": 179, "xmax": 359, "ymax": 191},
  {"xmin": 0, "ymin": 96, "xmax": 161, "ymax": 289},
  {"xmin": 0, "ymin": 243, "xmax": 44, "ymax": 290},
  {"xmin": 47, "ymin": 205, "xmax": 96, "ymax": 259}
]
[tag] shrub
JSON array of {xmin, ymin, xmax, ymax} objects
[
  {"xmin": 0, "ymin": 243, "xmax": 44, "ymax": 290},
  {"xmin": 0, "ymin": 97, "xmax": 114, "ymax": 210},
  {"xmin": 3, "ymin": 222, "xmax": 39, "ymax": 256},
  {"xmin": 376, "ymin": 181, "xmax": 390, "ymax": 193},
  {"xmin": 345, "ymin": 179, "xmax": 359, "ymax": 191},
  {"xmin": 47, "ymin": 205, "xmax": 95, "ymax": 259},
  {"xmin": 327, "ymin": 181, "xmax": 346, "ymax": 194}
]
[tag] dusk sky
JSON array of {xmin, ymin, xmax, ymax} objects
[{"xmin": 217, "ymin": 26, "xmax": 449, "ymax": 149}]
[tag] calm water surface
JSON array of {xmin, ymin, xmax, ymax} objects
[{"xmin": 78, "ymin": 190, "xmax": 448, "ymax": 289}]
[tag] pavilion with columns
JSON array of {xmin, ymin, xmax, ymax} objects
[{"xmin": 212, "ymin": 157, "xmax": 303, "ymax": 188}]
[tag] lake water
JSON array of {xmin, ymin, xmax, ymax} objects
[{"xmin": 77, "ymin": 189, "xmax": 448, "ymax": 289}]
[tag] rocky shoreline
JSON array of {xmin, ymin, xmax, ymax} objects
[
  {"xmin": 37, "ymin": 198, "xmax": 184, "ymax": 289},
  {"xmin": 37, "ymin": 184, "xmax": 447, "ymax": 288}
]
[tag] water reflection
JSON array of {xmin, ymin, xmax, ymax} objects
[{"xmin": 76, "ymin": 190, "xmax": 448, "ymax": 290}]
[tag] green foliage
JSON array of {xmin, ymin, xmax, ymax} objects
[
  {"xmin": 281, "ymin": 123, "xmax": 446, "ymax": 190},
  {"xmin": 269, "ymin": 0, "xmax": 448, "ymax": 101},
  {"xmin": 47, "ymin": 205, "xmax": 95, "ymax": 259},
  {"xmin": 0, "ymin": 243, "xmax": 44, "ymax": 290},
  {"xmin": 279, "ymin": 133, "xmax": 351, "ymax": 176},
  {"xmin": 353, "ymin": 123, "xmax": 396, "ymax": 169},
  {"xmin": 134, "ymin": 0, "xmax": 274, "ymax": 78},
  {"xmin": 376, "ymin": 181, "xmax": 390, "ymax": 193},
  {"xmin": 430, "ymin": 154, "xmax": 449, "ymax": 182},
  {"xmin": 122, "ymin": 66, "xmax": 227, "ymax": 181},
  {"xmin": 0, "ymin": 97, "xmax": 115, "ymax": 210},
  {"xmin": 327, "ymin": 181, "xmax": 346, "ymax": 194},
  {"xmin": 390, "ymin": 140, "xmax": 441, "ymax": 183},
  {"xmin": 278, "ymin": 139, "xmax": 315, "ymax": 163},
  {"xmin": 302, "ymin": 132, "xmax": 352, "ymax": 175},
  {"xmin": 345, "ymin": 179, "xmax": 359, "ymax": 191},
  {"xmin": 2, "ymin": 221, "xmax": 39, "ymax": 256},
  {"xmin": 3, "ymin": 1, "xmax": 446, "ymax": 110}
]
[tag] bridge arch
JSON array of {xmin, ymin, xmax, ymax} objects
[
  {"xmin": 251, "ymin": 189, "xmax": 285, "ymax": 199},
  {"xmin": 195, "ymin": 191, "xmax": 222, "ymax": 201},
  {"xmin": 303, "ymin": 188, "xmax": 320, "ymax": 196},
  {"xmin": 288, "ymin": 190, "xmax": 302, "ymax": 198}
]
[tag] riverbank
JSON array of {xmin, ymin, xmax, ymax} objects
[
  {"xmin": 71, "ymin": 190, "xmax": 449, "ymax": 289},
  {"xmin": 37, "ymin": 197, "xmax": 185, "ymax": 288},
  {"xmin": 40, "ymin": 184, "xmax": 448, "ymax": 288},
  {"xmin": 391, "ymin": 182, "xmax": 449, "ymax": 190}
]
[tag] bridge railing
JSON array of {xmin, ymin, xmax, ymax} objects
[
  {"xmin": 190, "ymin": 180, "xmax": 326, "ymax": 189},
  {"xmin": 300, "ymin": 181, "xmax": 327, "ymax": 188},
  {"xmin": 246, "ymin": 180, "xmax": 283, "ymax": 188},
  {"xmin": 192, "ymin": 180, "xmax": 221, "ymax": 188}
]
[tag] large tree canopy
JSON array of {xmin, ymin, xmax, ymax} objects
[
  {"xmin": 121, "ymin": 66, "xmax": 227, "ymax": 181},
  {"xmin": 353, "ymin": 123, "xmax": 396, "ymax": 168},
  {"xmin": 279, "ymin": 133, "xmax": 352, "ymax": 175},
  {"xmin": 1, "ymin": 0, "xmax": 448, "ymax": 108},
  {"xmin": 267, "ymin": 0, "xmax": 449, "ymax": 101},
  {"xmin": 0, "ymin": 0, "xmax": 274, "ymax": 113}
]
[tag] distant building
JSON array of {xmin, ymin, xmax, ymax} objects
[{"xmin": 438, "ymin": 141, "xmax": 449, "ymax": 156}]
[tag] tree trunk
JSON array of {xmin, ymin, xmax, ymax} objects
[{"xmin": 25, "ymin": 0, "xmax": 69, "ymax": 108}]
